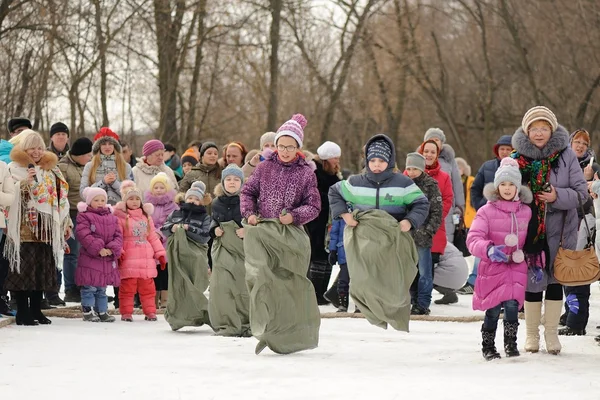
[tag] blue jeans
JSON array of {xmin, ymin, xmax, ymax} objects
[
  {"xmin": 416, "ymin": 247, "xmax": 433, "ymax": 308},
  {"xmin": 483, "ymin": 299, "xmax": 519, "ymax": 331},
  {"xmin": 81, "ymin": 286, "xmax": 108, "ymax": 313},
  {"xmin": 467, "ymin": 257, "xmax": 480, "ymax": 286},
  {"xmin": 63, "ymin": 216, "xmax": 80, "ymax": 291}
]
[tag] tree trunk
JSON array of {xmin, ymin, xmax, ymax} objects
[
  {"xmin": 15, "ymin": 49, "xmax": 32, "ymax": 117},
  {"xmin": 266, "ymin": 0, "xmax": 282, "ymax": 132},
  {"xmin": 93, "ymin": 0, "xmax": 109, "ymax": 127},
  {"xmin": 185, "ymin": 0, "xmax": 207, "ymax": 143}
]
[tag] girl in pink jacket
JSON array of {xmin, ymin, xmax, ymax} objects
[
  {"xmin": 467, "ymin": 158, "xmax": 532, "ymax": 361},
  {"xmin": 115, "ymin": 181, "xmax": 166, "ymax": 322}
]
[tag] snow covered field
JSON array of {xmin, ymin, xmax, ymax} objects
[{"xmin": 2, "ymin": 262, "xmax": 600, "ymax": 400}]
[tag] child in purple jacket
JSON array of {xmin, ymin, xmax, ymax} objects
[
  {"xmin": 144, "ymin": 172, "xmax": 178, "ymax": 309},
  {"xmin": 75, "ymin": 187, "xmax": 123, "ymax": 322},
  {"xmin": 466, "ymin": 158, "xmax": 532, "ymax": 361}
]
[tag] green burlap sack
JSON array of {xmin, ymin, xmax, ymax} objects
[
  {"xmin": 209, "ymin": 221, "xmax": 251, "ymax": 337},
  {"xmin": 243, "ymin": 219, "xmax": 321, "ymax": 355},
  {"xmin": 344, "ymin": 209, "xmax": 418, "ymax": 332},
  {"xmin": 164, "ymin": 227, "xmax": 211, "ymax": 331}
]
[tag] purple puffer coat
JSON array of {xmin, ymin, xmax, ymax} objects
[
  {"xmin": 467, "ymin": 184, "xmax": 533, "ymax": 311},
  {"xmin": 240, "ymin": 152, "xmax": 321, "ymax": 226},
  {"xmin": 75, "ymin": 203, "xmax": 123, "ymax": 287},
  {"xmin": 144, "ymin": 190, "xmax": 179, "ymax": 245}
]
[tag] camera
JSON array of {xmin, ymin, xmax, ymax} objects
[{"xmin": 542, "ymin": 182, "xmax": 552, "ymax": 193}]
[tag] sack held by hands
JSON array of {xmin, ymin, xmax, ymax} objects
[{"xmin": 554, "ymin": 194, "xmax": 600, "ymax": 286}]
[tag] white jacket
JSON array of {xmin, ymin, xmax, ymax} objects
[{"xmin": 0, "ymin": 160, "xmax": 15, "ymax": 228}]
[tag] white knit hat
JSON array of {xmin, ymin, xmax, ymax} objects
[
  {"xmin": 522, "ymin": 106, "xmax": 558, "ymax": 133},
  {"xmin": 494, "ymin": 158, "xmax": 521, "ymax": 192},
  {"xmin": 317, "ymin": 141, "xmax": 341, "ymax": 160}
]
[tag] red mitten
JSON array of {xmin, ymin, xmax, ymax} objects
[{"xmin": 158, "ymin": 255, "xmax": 167, "ymax": 270}]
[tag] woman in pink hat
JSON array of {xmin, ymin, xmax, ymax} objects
[{"xmin": 132, "ymin": 139, "xmax": 179, "ymax": 193}]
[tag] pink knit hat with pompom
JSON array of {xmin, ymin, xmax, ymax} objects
[
  {"xmin": 275, "ymin": 114, "xmax": 307, "ymax": 148},
  {"xmin": 120, "ymin": 180, "xmax": 143, "ymax": 202},
  {"xmin": 82, "ymin": 187, "xmax": 107, "ymax": 205}
]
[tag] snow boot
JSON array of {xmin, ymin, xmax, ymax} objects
[
  {"xmin": 524, "ymin": 301, "xmax": 541, "ymax": 353},
  {"xmin": 309, "ymin": 261, "xmax": 332, "ymax": 305},
  {"xmin": 337, "ymin": 293, "xmax": 348, "ymax": 313},
  {"xmin": 47, "ymin": 294, "xmax": 66, "ymax": 307},
  {"xmin": 145, "ymin": 313, "xmax": 157, "ymax": 321},
  {"xmin": 481, "ymin": 326, "xmax": 501, "ymax": 361},
  {"xmin": 411, "ymin": 304, "xmax": 431, "ymax": 315},
  {"xmin": 434, "ymin": 286, "xmax": 458, "ymax": 305},
  {"xmin": 558, "ymin": 326, "xmax": 586, "ymax": 336},
  {"xmin": 323, "ymin": 275, "xmax": 339, "ymax": 308},
  {"xmin": 82, "ymin": 306, "xmax": 100, "ymax": 322},
  {"xmin": 14, "ymin": 291, "xmax": 37, "ymax": 326},
  {"xmin": 559, "ymin": 311, "xmax": 567, "ymax": 326},
  {"xmin": 64, "ymin": 288, "xmax": 81, "ymax": 303},
  {"xmin": 503, "ymin": 321, "xmax": 520, "ymax": 357},
  {"xmin": 98, "ymin": 313, "xmax": 115, "ymax": 323},
  {"xmin": 121, "ymin": 314, "xmax": 133, "ymax": 322},
  {"xmin": 0, "ymin": 294, "xmax": 15, "ymax": 316},
  {"xmin": 30, "ymin": 291, "xmax": 52, "ymax": 325},
  {"xmin": 543, "ymin": 299, "xmax": 562, "ymax": 355}
]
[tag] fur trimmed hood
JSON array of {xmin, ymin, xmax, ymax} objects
[
  {"xmin": 483, "ymin": 182, "xmax": 533, "ymax": 204},
  {"xmin": 143, "ymin": 190, "xmax": 176, "ymax": 206},
  {"xmin": 512, "ymin": 125, "xmax": 569, "ymax": 160},
  {"xmin": 439, "ymin": 144, "xmax": 456, "ymax": 163},
  {"xmin": 10, "ymin": 146, "xmax": 58, "ymax": 171},
  {"xmin": 77, "ymin": 202, "xmax": 114, "ymax": 214}
]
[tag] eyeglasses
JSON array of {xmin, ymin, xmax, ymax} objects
[
  {"xmin": 277, "ymin": 145, "xmax": 297, "ymax": 153},
  {"xmin": 572, "ymin": 140, "xmax": 589, "ymax": 147},
  {"xmin": 529, "ymin": 127, "xmax": 551, "ymax": 134}
]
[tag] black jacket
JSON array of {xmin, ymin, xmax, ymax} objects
[
  {"xmin": 162, "ymin": 202, "xmax": 211, "ymax": 244},
  {"xmin": 210, "ymin": 183, "xmax": 243, "ymax": 238},
  {"xmin": 411, "ymin": 172, "xmax": 443, "ymax": 248}
]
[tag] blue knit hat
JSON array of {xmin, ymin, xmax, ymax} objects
[
  {"xmin": 221, "ymin": 164, "xmax": 244, "ymax": 184},
  {"xmin": 367, "ymin": 140, "xmax": 392, "ymax": 163}
]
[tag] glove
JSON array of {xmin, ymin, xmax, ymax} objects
[
  {"xmin": 158, "ymin": 255, "xmax": 167, "ymax": 271},
  {"xmin": 566, "ymin": 293, "xmax": 579, "ymax": 314},
  {"xmin": 530, "ymin": 266, "xmax": 544, "ymax": 284},
  {"xmin": 487, "ymin": 245, "xmax": 509, "ymax": 262},
  {"xmin": 328, "ymin": 250, "xmax": 338, "ymax": 266}
]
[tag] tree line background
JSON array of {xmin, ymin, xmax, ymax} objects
[{"xmin": 1, "ymin": 0, "xmax": 599, "ymax": 171}]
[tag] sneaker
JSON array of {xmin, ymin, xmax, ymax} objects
[
  {"xmin": 47, "ymin": 296, "xmax": 66, "ymax": 307},
  {"xmin": 456, "ymin": 283, "xmax": 474, "ymax": 295},
  {"xmin": 98, "ymin": 313, "xmax": 115, "ymax": 323},
  {"xmin": 82, "ymin": 307, "xmax": 100, "ymax": 322},
  {"xmin": 145, "ymin": 313, "xmax": 157, "ymax": 321},
  {"xmin": 64, "ymin": 289, "xmax": 81, "ymax": 303},
  {"xmin": 121, "ymin": 314, "xmax": 133, "ymax": 322},
  {"xmin": 411, "ymin": 304, "xmax": 431, "ymax": 315}
]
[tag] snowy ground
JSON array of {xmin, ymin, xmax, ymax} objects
[{"xmin": 2, "ymin": 259, "xmax": 600, "ymax": 399}]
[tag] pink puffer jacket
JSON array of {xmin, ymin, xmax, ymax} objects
[
  {"xmin": 114, "ymin": 202, "xmax": 166, "ymax": 279},
  {"xmin": 466, "ymin": 183, "xmax": 533, "ymax": 311}
]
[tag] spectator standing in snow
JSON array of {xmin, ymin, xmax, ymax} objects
[
  {"xmin": 179, "ymin": 142, "xmax": 222, "ymax": 208},
  {"xmin": 0, "ymin": 117, "xmax": 32, "ymax": 164},
  {"xmin": 132, "ymin": 139, "xmax": 179, "ymax": 193},
  {"xmin": 512, "ymin": 106, "xmax": 588, "ymax": 355},
  {"xmin": 242, "ymin": 132, "xmax": 277, "ymax": 178},
  {"xmin": 47, "ymin": 122, "xmax": 70, "ymax": 159},
  {"xmin": 163, "ymin": 143, "xmax": 183, "ymax": 180},
  {"xmin": 466, "ymin": 158, "xmax": 532, "ymax": 360},
  {"xmin": 0, "ymin": 159, "xmax": 16, "ymax": 316},
  {"xmin": 458, "ymin": 135, "xmax": 514, "ymax": 296}
]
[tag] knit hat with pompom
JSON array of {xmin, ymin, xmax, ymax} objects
[
  {"xmin": 275, "ymin": 114, "xmax": 307, "ymax": 148},
  {"xmin": 494, "ymin": 157, "xmax": 521, "ymax": 192},
  {"xmin": 120, "ymin": 180, "xmax": 143, "ymax": 202},
  {"xmin": 185, "ymin": 181, "xmax": 206, "ymax": 201}
]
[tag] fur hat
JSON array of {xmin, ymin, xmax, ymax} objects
[
  {"xmin": 7, "ymin": 117, "xmax": 32, "ymax": 133},
  {"xmin": 186, "ymin": 181, "xmax": 206, "ymax": 201},
  {"xmin": 494, "ymin": 158, "xmax": 521, "ymax": 193},
  {"xmin": 81, "ymin": 187, "xmax": 107, "ymax": 205},
  {"xmin": 260, "ymin": 132, "xmax": 277, "ymax": 149},
  {"xmin": 142, "ymin": 139, "xmax": 164, "ymax": 158},
  {"xmin": 522, "ymin": 106, "xmax": 558, "ymax": 133},
  {"xmin": 275, "ymin": 114, "xmax": 307, "ymax": 148},
  {"xmin": 405, "ymin": 152, "xmax": 426, "ymax": 172},
  {"xmin": 120, "ymin": 180, "xmax": 143, "ymax": 202},
  {"xmin": 221, "ymin": 164, "xmax": 244, "ymax": 184},
  {"xmin": 50, "ymin": 122, "xmax": 69, "ymax": 137},
  {"xmin": 149, "ymin": 172, "xmax": 171, "ymax": 191},
  {"xmin": 92, "ymin": 127, "xmax": 121, "ymax": 154},
  {"xmin": 317, "ymin": 141, "xmax": 341, "ymax": 160},
  {"xmin": 424, "ymin": 127, "xmax": 446, "ymax": 144}
]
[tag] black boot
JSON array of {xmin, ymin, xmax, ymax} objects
[
  {"xmin": 0, "ymin": 294, "xmax": 15, "ymax": 316},
  {"xmin": 337, "ymin": 293, "xmax": 349, "ymax": 312},
  {"xmin": 434, "ymin": 286, "xmax": 458, "ymax": 305},
  {"xmin": 309, "ymin": 261, "xmax": 332, "ymax": 305},
  {"xmin": 503, "ymin": 321, "xmax": 520, "ymax": 357},
  {"xmin": 558, "ymin": 326, "xmax": 586, "ymax": 336},
  {"xmin": 30, "ymin": 291, "xmax": 52, "ymax": 325},
  {"xmin": 15, "ymin": 291, "xmax": 37, "ymax": 326},
  {"xmin": 559, "ymin": 311, "xmax": 568, "ymax": 326},
  {"xmin": 323, "ymin": 275, "xmax": 339, "ymax": 308},
  {"xmin": 481, "ymin": 326, "xmax": 501, "ymax": 361}
]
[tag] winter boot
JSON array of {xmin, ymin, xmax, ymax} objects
[
  {"xmin": 14, "ymin": 291, "xmax": 37, "ymax": 326},
  {"xmin": 481, "ymin": 326, "xmax": 501, "ymax": 361},
  {"xmin": 309, "ymin": 261, "xmax": 332, "ymax": 305},
  {"xmin": 434, "ymin": 286, "xmax": 458, "ymax": 305},
  {"xmin": 543, "ymin": 300, "xmax": 563, "ymax": 355},
  {"xmin": 145, "ymin": 313, "xmax": 157, "ymax": 321},
  {"xmin": 337, "ymin": 293, "xmax": 348, "ymax": 313},
  {"xmin": 411, "ymin": 304, "xmax": 431, "ymax": 315},
  {"xmin": 121, "ymin": 314, "xmax": 133, "ymax": 322},
  {"xmin": 47, "ymin": 294, "xmax": 66, "ymax": 307},
  {"xmin": 503, "ymin": 321, "xmax": 520, "ymax": 357},
  {"xmin": 82, "ymin": 306, "xmax": 100, "ymax": 322},
  {"xmin": 354, "ymin": 306, "xmax": 361, "ymax": 314},
  {"xmin": 0, "ymin": 294, "xmax": 15, "ymax": 316},
  {"xmin": 160, "ymin": 291, "xmax": 168, "ymax": 309},
  {"xmin": 559, "ymin": 311, "xmax": 567, "ymax": 327},
  {"xmin": 98, "ymin": 313, "xmax": 115, "ymax": 323},
  {"xmin": 558, "ymin": 326, "xmax": 586, "ymax": 336},
  {"xmin": 64, "ymin": 288, "xmax": 81, "ymax": 303},
  {"xmin": 524, "ymin": 301, "xmax": 542, "ymax": 353},
  {"xmin": 323, "ymin": 275, "xmax": 340, "ymax": 308},
  {"xmin": 30, "ymin": 291, "xmax": 52, "ymax": 325}
]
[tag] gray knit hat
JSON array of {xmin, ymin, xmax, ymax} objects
[
  {"xmin": 405, "ymin": 152, "xmax": 426, "ymax": 172},
  {"xmin": 221, "ymin": 164, "xmax": 244, "ymax": 184},
  {"xmin": 424, "ymin": 127, "xmax": 446, "ymax": 144},
  {"xmin": 185, "ymin": 181, "xmax": 206, "ymax": 200},
  {"xmin": 494, "ymin": 158, "xmax": 521, "ymax": 191},
  {"xmin": 260, "ymin": 132, "xmax": 276, "ymax": 149}
]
